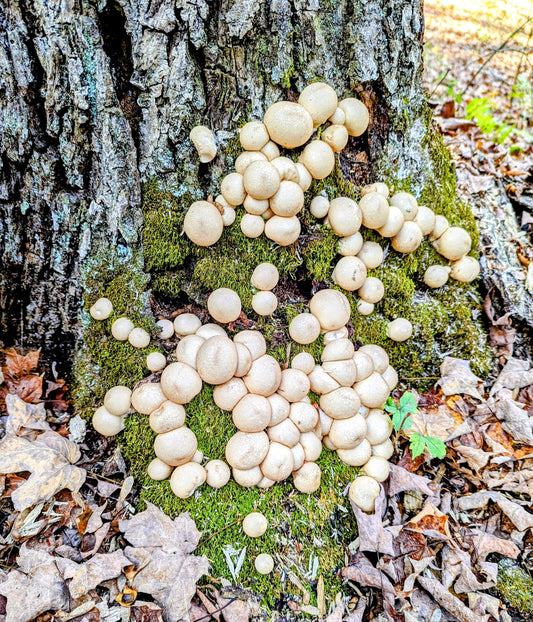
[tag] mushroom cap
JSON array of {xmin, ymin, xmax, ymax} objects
[
  {"xmin": 298, "ymin": 82, "xmax": 338, "ymax": 126},
  {"xmin": 243, "ymin": 355, "xmax": 282, "ymax": 396},
  {"xmin": 386, "ymin": 318, "xmax": 413, "ymax": 342},
  {"xmin": 354, "ymin": 372, "xmax": 391, "ymax": 408},
  {"xmin": 196, "ymin": 323, "xmax": 227, "ymax": 340},
  {"xmin": 267, "ymin": 393, "xmax": 291, "ymax": 426},
  {"xmin": 358, "ymin": 344, "xmax": 389, "ymax": 373},
  {"xmin": 299, "ymin": 431, "xmax": 323, "ymax": 461},
  {"xmin": 239, "ymin": 121, "xmax": 270, "ymax": 151},
  {"xmin": 147, "ymin": 458, "xmax": 173, "ymax": 481},
  {"xmin": 333, "ymin": 256, "xmax": 368, "ymax": 291},
  {"xmin": 183, "ymin": 201, "xmax": 224, "ymax": 246},
  {"xmin": 243, "ymin": 195, "xmax": 269, "ymax": 216},
  {"xmin": 450, "ymin": 256, "xmax": 480, "ymax": 282},
  {"xmin": 240, "ymin": 213, "xmax": 265, "ymax": 238},
  {"xmin": 189, "ymin": 126, "xmax": 217, "ymax": 163},
  {"xmin": 424, "ymin": 265, "xmax": 450, "ymax": 288},
  {"xmin": 264, "ymin": 215, "xmax": 301, "ymax": 246},
  {"xmin": 255, "ymin": 553, "xmax": 274, "ymax": 574},
  {"xmin": 430, "ymin": 215, "xmax": 450, "ymax": 241},
  {"xmin": 220, "ymin": 173, "xmax": 245, "ymax": 206},
  {"xmin": 361, "ymin": 182, "xmax": 390, "ymax": 198},
  {"xmin": 289, "ymin": 313, "xmax": 321, "ymax": 344},
  {"xmin": 271, "ymin": 156, "xmax": 299, "ymax": 182},
  {"xmin": 337, "ymin": 231, "xmax": 364, "ymax": 257},
  {"xmin": 371, "ymin": 438, "xmax": 394, "ymax": 460},
  {"xmin": 243, "ymin": 161, "xmax": 281, "ymax": 200},
  {"xmin": 258, "ymin": 477, "xmax": 275, "ymax": 488},
  {"xmin": 146, "ymin": 352, "xmax": 166, "ymax": 372},
  {"xmin": 310, "ymin": 195, "xmax": 330, "ymax": 219},
  {"xmin": 413, "ymin": 205, "xmax": 436, "ymax": 235},
  {"xmin": 270, "ymin": 180, "xmax": 305, "ymax": 217},
  {"xmin": 277, "ymin": 369, "xmax": 311, "ymax": 403},
  {"xmin": 358, "ymin": 277, "xmax": 385, "ymax": 304},
  {"xmin": 329, "ymin": 107, "xmax": 345, "ymax": 124},
  {"xmin": 234, "ymin": 343, "xmax": 253, "ymax": 377},
  {"xmin": 267, "ymin": 418, "xmax": 300, "ymax": 447},
  {"xmin": 154, "ymin": 426, "xmax": 198, "ymax": 466},
  {"xmin": 234, "ymin": 330, "xmax": 267, "ymax": 360},
  {"xmin": 205, "ymin": 460, "xmax": 231, "ymax": 488},
  {"xmin": 252, "ymin": 291, "xmax": 278, "ymax": 316},
  {"xmin": 251, "ymin": 263, "xmax": 279, "ymax": 291},
  {"xmin": 213, "ymin": 377, "xmax": 248, "ymax": 411},
  {"xmin": 207, "ymin": 288, "xmax": 242, "ymax": 324},
  {"xmin": 175, "ymin": 334, "xmax": 205, "ymax": 369},
  {"xmin": 149, "ymin": 400, "xmax": 186, "ymax": 434},
  {"xmin": 289, "ymin": 402, "xmax": 319, "ymax": 432},
  {"xmin": 225, "ymin": 431, "xmax": 270, "ymax": 469},
  {"xmin": 263, "ymin": 101, "xmax": 314, "ymax": 148},
  {"xmin": 170, "ymin": 462, "xmax": 206, "ymax": 498},
  {"xmin": 357, "ymin": 242, "xmax": 384, "ymax": 270},
  {"xmin": 299, "ymin": 140, "xmax": 335, "ymax": 179},
  {"xmin": 128, "ymin": 327, "xmax": 151, "ymax": 349},
  {"xmin": 291, "ymin": 352, "xmax": 316, "ymax": 375},
  {"xmin": 356, "ymin": 300, "xmax": 374, "ymax": 316},
  {"xmin": 322, "ymin": 124, "xmax": 349, "ymax": 152},
  {"xmin": 92, "ymin": 406, "xmax": 124, "ymax": 436},
  {"xmin": 309, "ymin": 289, "xmax": 351, "ymax": 331},
  {"xmin": 295, "ymin": 162, "xmax": 312, "ymax": 191},
  {"xmin": 309, "ymin": 365, "xmax": 341, "ymax": 394},
  {"xmin": 390, "ymin": 191, "xmax": 418, "ymax": 220},
  {"xmin": 391, "ymin": 221, "xmax": 423, "ymax": 254},
  {"xmin": 377, "ymin": 205, "xmax": 405, "ymax": 238},
  {"xmin": 232, "ymin": 466, "xmax": 263, "ymax": 487},
  {"xmin": 232, "ymin": 393, "xmax": 272, "ymax": 432},
  {"xmin": 131, "ymin": 382, "xmax": 166, "ymax": 415},
  {"xmin": 291, "ymin": 443, "xmax": 306, "ymax": 471},
  {"xmin": 363, "ymin": 456, "xmax": 390, "ymax": 482},
  {"xmin": 353, "ymin": 350, "xmax": 375, "ymax": 381},
  {"xmin": 174, "ymin": 313, "xmax": 202, "ymax": 337},
  {"xmin": 236, "ymin": 152, "xmax": 268, "ymax": 176},
  {"xmin": 322, "ymin": 338, "xmax": 355, "ymax": 362},
  {"xmin": 337, "ymin": 439, "xmax": 372, "ymax": 466},
  {"xmin": 434, "ymin": 227, "xmax": 472, "ymax": 260},
  {"xmin": 261, "ymin": 140, "xmax": 281, "ymax": 161},
  {"xmin": 322, "ymin": 359, "xmax": 357, "ymax": 386},
  {"xmin": 319, "ymin": 387, "xmax": 361, "ymax": 420},
  {"xmin": 293, "ymin": 462, "xmax": 321, "ymax": 493},
  {"xmin": 359, "ymin": 192, "xmax": 390, "ymax": 230},
  {"xmin": 90, "ymin": 297, "xmax": 113, "ymax": 320},
  {"xmin": 382, "ymin": 365, "xmax": 399, "ymax": 391},
  {"xmin": 160, "ymin": 362, "xmax": 203, "ymax": 404},
  {"xmin": 111, "ymin": 317, "xmax": 134, "ymax": 341},
  {"xmin": 338, "ymin": 98, "xmax": 369, "ymax": 136},
  {"xmin": 196, "ymin": 336, "xmax": 238, "ymax": 385},
  {"xmin": 323, "ymin": 327, "xmax": 349, "ymax": 343},
  {"xmin": 348, "ymin": 475, "xmax": 380, "ymax": 512},
  {"xmin": 242, "ymin": 512, "xmax": 268, "ymax": 537},
  {"xmin": 104, "ymin": 386, "xmax": 132, "ymax": 416},
  {"xmin": 260, "ymin": 442, "xmax": 294, "ymax": 481},
  {"xmin": 365, "ymin": 410, "xmax": 393, "ymax": 445},
  {"xmin": 328, "ymin": 197, "xmax": 362, "ymax": 237},
  {"xmin": 192, "ymin": 450, "xmax": 204, "ymax": 464},
  {"xmin": 156, "ymin": 319, "xmax": 174, "ymax": 340}
]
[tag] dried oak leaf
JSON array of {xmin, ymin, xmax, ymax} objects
[
  {"xmin": 2, "ymin": 348, "xmax": 41, "ymax": 377},
  {"xmin": 490, "ymin": 358, "xmax": 533, "ymax": 395},
  {"xmin": 119, "ymin": 503, "xmax": 209, "ymax": 622},
  {"xmin": 455, "ymin": 491, "xmax": 533, "ymax": 531},
  {"xmin": 438, "ymin": 358, "xmax": 484, "ymax": 400},
  {"xmin": 0, "ymin": 431, "xmax": 86, "ymax": 511},
  {"xmin": 0, "ymin": 544, "xmax": 69, "ymax": 622},
  {"xmin": 5, "ymin": 394, "xmax": 51, "ymax": 438},
  {"xmin": 350, "ymin": 488, "xmax": 395, "ymax": 556}
]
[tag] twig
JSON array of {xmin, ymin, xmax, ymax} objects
[
  {"xmin": 197, "ymin": 518, "xmax": 243, "ymax": 548},
  {"xmin": 0, "ymin": 562, "xmax": 16, "ymax": 571},
  {"xmin": 429, "ymin": 68, "xmax": 451, "ymax": 98},
  {"xmin": 511, "ymin": 23, "xmax": 533, "ymax": 108},
  {"xmin": 85, "ymin": 470, "xmax": 122, "ymax": 485},
  {"xmin": 194, "ymin": 597, "xmax": 238, "ymax": 621}
]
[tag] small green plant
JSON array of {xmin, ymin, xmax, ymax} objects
[
  {"xmin": 465, "ymin": 97, "xmax": 516, "ymax": 144},
  {"xmin": 384, "ymin": 392, "xmax": 447, "ymax": 459}
]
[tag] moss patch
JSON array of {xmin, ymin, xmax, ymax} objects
[{"xmin": 494, "ymin": 560, "xmax": 533, "ymax": 616}]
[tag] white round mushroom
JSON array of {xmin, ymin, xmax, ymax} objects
[
  {"xmin": 255, "ymin": 553, "xmax": 274, "ymax": 575},
  {"xmin": 328, "ymin": 197, "xmax": 362, "ymax": 237},
  {"xmin": 154, "ymin": 426, "xmax": 198, "ymax": 466},
  {"xmin": 333, "ymin": 256, "xmax": 367, "ymax": 291},
  {"xmin": 196, "ymin": 336, "xmax": 238, "ymax": 385},
  {"xmin": 156, "ymin": 319, "xmax": 174, "ymax": 340},
  {"xmin": 298, "ymin": 82, "xmax": 338, "ymax": 126},
  {"xmin": 251, "ymin": 263, "xmax": 279, "ymax": 291},
  {"xmin": 309, "ymin": 289, "xmax": 351, "ymax": 331},
  {"xmin": 260, "ymin": 442, "xmax": 294, "ymax": 481},
  {"xmin": 170, "ymin": 462, "xmax": 206, "ymax": 498},
  {"xmin": 183, "ymin": 201, "xmax": 224, "ymax": 246},
  {"xmin": 131, "ymin": 382, "xmax": 166, "ymax": 415},
  {"xmin": 160, "ymin": 362, "xmax": 203, "ymax": 404},
  {"xmin": 450, "ymin": 256, "xmax": 480, "ymax": 282},
  {"xmin": 232, "ymin": 394, "xmax": 272, "ymax": 432},
  {"xmin": 299, "ymin": 140, "xmax": 335, "ymax": 179},
  {"xmin": 263, "ymin": 101, "xmax": 314, "ymax": 148},
  {"xmin": 365, "ymin": 410, "xmax": 393, "ymax": 445},
  {"xmin": 90, "ymin": 298, "xmax": 113, "ymax": 320},
  {"xmin": 225, "ymin": 431, "xmax": 270, "ymax": 469},
  {"xmin": 359, "ymin": 192, "xmax": 389, "ymax": 230},
  {"xmin": 387, "ymin": 318, "xmax": 413, "ymax": 342},
  {"xmin": 242, "ymin": 512, "xmax": 268, "ymax": 537},
  {"xmin": 264, "ymin": 215, "xmax": 301, "ymax": 246},
  {"xmin": 243, "ymin": 355, "xmax": 282, "ymax": 396},
  {"xmin": 111, "ymin": 317, "xmax": 134, "ymax": 341},
  {"xmin": 92, "ymin": 406, "xmax": 124, "ymax": 436},
  {"xmin": 234, "ymin": 330, "xmax": 267, "ymax": 360},
  {"xmin": 291, "ymin": 352, "xmax": 316, "ymax": 375},
  {"xmin": 337, "ymin": 439, "xmax": 372, "ymax": 466},
  {"xmin": 319, "ymin": 387, "xmax": 361, "ymax": 420},
  {"xmin": 390, "ymin": 191, "xmax": 418, "ymax": 221},
  {"xmin": 175, "ymin": 334, "xmax": 204, "ymax": 369},
  {"xmin": 363, "ymin": 456, "xmax": 390, "ymax": 482},
  {"xmin": 207, "ymin": 288, "xmax": 242, "ymax": 323},
  {"xmin": 338, "ymin": 98, "xmax": 369, "ymax": 136},
  {"xmin": 239, "ymin": 121, "xmax": 270, "ymax": 151},
  {"xmin": 149, "ymin": 401, "xmax": 186, "ymax": 434},
  {"xmin": 205, "ymin": 460, "xmax": 231, "ymax": 489},
  {"xmin": 146, "ymin": 352, "xmax": 166, "ymax": 372},
  {"xmin": 252, "ymin": 291, "xmax": 278, "ymax": 316},
  {"xmin": 289, "ymin": 313, "xmax": 321, "ymax": 345},
  {"xmin": 277, "ymin": 369, "xmax": 311, "ymax": 403},
  {"xmin": 128, "ymin": 327, "xmax": 151, "ymax": 349},
  {"xmin": 174, "ymin": 313, "xmax": 202, "ymax": 337},
  {"xmin": 348, "ymin": 476, "xmax": 380, "ymax": 512},
  {"xmin": 104, "ymin": 386, "xmax": 132, "ymax": 416},
  {"xmin": 357, "ymin": 242, "xmax": 384, "ymax": 269},
  {"xmin": 310, "ymin": 196, "xmax": 330, "ymax": 219},
  {"xmin": 424, "ymin": 265, "xmax": 450, "ymax": 288},
  {"xmin": 147, "ymin": 458, "xmax": 173, "ymax": 481},
  {"xmin": 293, "ymin": 462, "xmax": 322, "ymax": 493},
  {"xmin": 213, "ymin": 377, "xmax": 248, "ymax": 411}
]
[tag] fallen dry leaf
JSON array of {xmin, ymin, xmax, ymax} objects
[
  {"xmin": 438, "ymin": 358, "xmax": 484, "ymax": 400},
  {"xmin": 490, "ymin": 358, "xmax": 533, "ymax": 395},
  {"xmin": 441, "ymin": 545, "xmax": 491, "ymax": 593},
  {"xmin": 387, "ymin": 464, "xmax": 438, "ymax": 498},
  {"xmin": 470, "ymin": 532, "xmax": 520, "ymax": 563},
  {"xmin": 2, "ymin": 348, "xmax": 41, "ymax": 377},
  {"xmin": 342, "ymin": 553, "xmax": 396, "ymax": 616},
  {"xmin": 5, "ymin": 394, "xmax": 51, "ymax": 438},
  {"xmin": 491, "ymin": 396, "xmax": 533, "ymax": 444},
  {"xmin": 417, "ymin": 574, "xmax": 489, "ymax": 622},
  {"xmin": 350, "ymin": 488, "xmax": 395, "ymax": 556},
  {"xmin": 455, "ymin": 491, "xmax": 533, "ymax": 532}
]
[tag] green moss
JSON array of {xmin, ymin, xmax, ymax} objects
[{"xmin": 494, "ymin": 561, "xmax": 533, "ymax": 615}]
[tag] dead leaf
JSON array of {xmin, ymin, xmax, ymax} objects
[
  {"xmin": 406, "ymin": 502, "xmax": 452, "ymax": 541},
  {"xmin": 417, "ymin": 574, "xmax": 489, "ymax": 622},
  {"xmin": 350, "ymin": 488, "xmax": 395, "ymax": 556},
  {"xmin": 490, "ymin": 358, "xmax": 533, "ymax": 395},
  {"xmin": 441, "ymin": 545, "xmax": 490, "ymax": 593},
  {"xmin": 2, "ymin": 348, "xmax": 41, "ymax": 377},
  {"xmin": 131, "ymin": 602, "xmax": 164, "ymax": 622},
  {"xmin": 5, "ymin": 394, "xmax": 51, "ymax": 438},
  {"xmin": 491, "ymin": 396, "xmax": 533, "ymax": 444},
  {"xmin": 470, "ymin": 532, "xmax": 519, "ymax": 563},
  {"xmin": 342, "ymin": 553, "xmax": 396, "ymax": 605},
  {"xmin": 2, "ymin": 374, "xmax": 43, "ymax": 404},
  {"xmin": 438, "ymin": 358, "xmax": 484, "ymax": 400},
  {"xmin": 387, "ymin": 464, "xmax": 439, "ymax": 498},
  {"xmin": 410, "ymin": 404, "xmax": 462, "ymax": 442},
  {"xmin": 455, "ymin": 491, "xmax": 533, "ymax": 531},
  {"xmin": 0, "ymin": 431, "xmax": 86, "ymax": 511}
]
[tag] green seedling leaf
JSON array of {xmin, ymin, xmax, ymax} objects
[
  {"xmin": 409, "ymin": 433, "xmax": 447, "ymax": 459},
  {"xmin": 399, "ymin": 392, "xmax": 418, "ymax": 415},
  {"xmin": 410, "ymin": 433, "xmax": 426, "ymax": 459},
  {"xmin": 385, "ymin": 394, "xmax": 416, "ymax": 432},
  {"xmin": 424, "ymin": 436, "xmax": 447, "ymax": 459},
  {"xmin": 384, "ymin": 397, "xmax": 399, "ymax": 415}
]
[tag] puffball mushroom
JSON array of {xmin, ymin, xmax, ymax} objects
[
  {"xmin": 239, "ymin": 121, "xmax": 270, "ymax": 151},
  {"xmin": 320, "ymin": 387, "xmax": 361, "ymax": 420},
  {"xmin": 338, "ymin": 98, "xmax": 370, "ymax": 136},
  {"xmin": 322, "ymin": 124, "xmax": 349, "ymax": 152},
  {"xmin": 156, "ymin": 319, "xmax": 174, "ymax": 339},
  {"xmin": 174, "ymin": 313, "xmax": 202, "ymax": 336},
  {"xmin": 329, "ymin": 414, "xmax": 367, "ymax": 449},
  {"xmin": 241, "ymin": 214, "xmax": 265, "ymax": 238},
  {"xmin": 277, "ymin": 369, "xmax": 311, "ymax": 403},
  {"xmin": 196, "ymin": 336, "xmax": 238, "ymax": 385},
  {"xmin": 298, "ymin": 82, "xmax": 338, "ymax": 126},
  {"xmin": 128, "ymin": 327, "xmax": 151, "ymax": 349},
  {"xmin": 363, "ymin": 456, "xmax": 390, "ymax": 482},
  {"xmin": 147, "ymin": 458, "xmax": 173, "ymax": 481},
  {"xmin": 196, "ymin": 323, "xmax": 227, "ymax": 340},
  {"xmin": 264, "ymin": 215, "xmax": 301, "ymax": 246},
  {"xmin": 183, "ymin": 201, "xmax": 224, "ymax": 246},
  {"xmin": 221, "ymin": 205, "xmax": 236, "ymax": 226},
  {"xmin": 300, "ymin": 431, "xmax": 323, "ymax": 461},
  {"xmin": 430, "ymin": 215, "xmax": 450, "ymax": 241},
  {"xmin": 255, "ymin": 553, "xmax": 274, "ymax": 575},
  {"xmin": 289, "ymin": 402, "xmax": 319, "ymax": 432},
  {"xmin": 413, "ymin": 205, "xmax": 436, "ymax": 235},
  {"xmin": 424, "ymin": 265, "xmax": 450, "ymax": 288},
  {"xmin": 310, "ymin": 196, "xmax": 330, "ymax": 219},
  {"xmin": 365, "ymin": 410, "xmax": 393, "ymax": 445},
  {"xmin": 354, "ymin": 372, "xmax": 391, "ymax": 408},
  {"xmin": 104, "ymin": 386, "xmax": 132, "ymax": 416},
  {"xmin": 220, "ymin": 172, "xmax": 246, "ymax": 206},
  {"xmin": 309, "ymin": 369, "xmax": 339, "ymax": 397},
  {"xmin": 322, "ymin": 359, "xmax": 357, "ymax": 386},
  {"xmin": 358, "ymin": 277, "xmax": 385, "ymax": 304},
  {"xmin": 372, "ymin": 439, "xmax": 394, "ymax": 460},
  {"xmin": 289, "ymin": 313, "xmax": 321, "ymax": 345},
  {"xmin": 243, "ymin": 512, "xmax": 268, "ymax": 537},
  {"xmin": 263, "ymin": 101, "xmax": 314, "ymax": 148},
  {"xmin": 189, "ymin": 125, "xmax": 217, "ymax": 163},
  {"xmin": 243, "ymin": 195, "xmax": 269, "ymax": 215},
  {"xmin": 361, "ymin": 182, "xmax": 389, "ymax": 198},
  {"xmin": 387, "ymin": 318, "xmax": 413, "ymax": 342},
  {"xmin": 382, "ymin": 365, "xmax": 399, "ymax": 391},
  {"xmin": 92, "ymin": 406, "xmax": 124, "ymax": 436},
  {"xmin": 271, "ymin": 156, "xmax": 299, "ymax": 182},
  {"xmin": 261, "ymin": 141, "xmax": 280, "ymax": 161},
  {"xmin": 359, "ymin": 192, "xmax": 390, "ymax": 230},
  {"xmin": 244, "ymin": 355, "xmax": 282, "ymax": 396},
  {"xmin": 377, "ymin": 205, "xmax": 405, "ymax": 238},
  {"xmin": 358, "ymin": 344, "xmax": 389, "ymax": 373},
  {"xmin": 234, "ymin": 330, "xmax": 266, "ymax": 360},
  {"xmin": 213, "ymin": 377, "xmax": 248, "ymax": 411},
  {"xmin": 234, "ymin": 343, "xmax": 253, "ymax": 377},
  {"xmin": 328, "ymin": 197, "xmax": 362, "ymax": 237},
  {"xmin": 232, "ymin": 394, "xmax": 272, "ymax": 432},
  {"xmin": 175, "ymin": 334, "xmax": 204, "ymax": 368},
  {"xmin": 390, "ymin": 191, "xmax": 418, "ymax": 220},
  {"xmin": 270, "ymin": 181, "xmax": 304, "ymax": 217},
  {"xmin": 111, "ymin": 317, "xmax": 134, "ymax": 341},
  {"xmin": 357, "ymin": 300, "xmax": 375, "ymax": 316},
  {"xmin": 323, "ymin": 327, "xmax": 349, "ymax": 344},
  {"xmin": 252, "ymin": 291, "xmax": 278, "ymax": 316},
  {"xmin": 357, "ymin": 242, "xmax": 384, "ymax": 269},
  {"xmin": 291, "ymin": 443, "xmax": 306, "ymax": 470},
  {"xmin": 391, "ymin": 221, "xmax": 423, "ymax": 253},
  {"xmin": 299, "ymin": 140, "xmax": 335, "ymax": 179},
  {"xmin": 329, "ymin": 107, "xmax": 345, "ymax": 125},
  {"xmin": 295, "ymin": 163, "xmax": 312, "ymax": 191},
  {"xmin": 322, "ymin": 338, "xmax": 355, "ymax": 362},
  {"xmin": 233, "ymin": 466, "xmax": 263, "ymax": 487},
  {"xmin": 170, "ymin": 462, "xmax": 206, "ymax": 498},
  {"xmin": 267, "ymin": 418, "xmax": 300, "ymax": 447},
  {"xmin": 333, "ymin": 256, "xmax": 367, "ymax": 291},
  {"xmin": 236, "ymin": 152, "xmax": 268, "ymax": 176},
  {"xmin": 450, "ymin": 256, "xmax": 480, "ymax": 282},
  {"xmin": 205, "ymin": 460, "xmax": 231, "ymax": 488},
  {"xmin": 338, "ymin": 232, "xmax": 364, "ymax": 257},
  {"xmin": 309, "ymin": 288, "xmax": 351, "ymax": 331},
  {"xmin": 267, "ymin": 393, "xmax": 291, "ymax": 426},
  {"xmin": 243, "ymin": 161, "xmax": 281, "ymax": 200},
  {"xmin": 225, "ymin": 431, "xmax": 270, "ymax": 469},
  {"xmin": 348, "ymin": 476, "xmax": 380, "ymax": 512},
  {"xmin": 160, "ymin": 362, "xmax": 203, "ymax": 404},
  {"xmin": 434, "ymin": 227, "xmax": 472, "ymax": 261},
  {"xmin": 207, "ymin": 288, "xmax": 242, "ymax": 323},
  {"xmin": 352, "ymin": 351, "xmax": 374, "ymax": 381},
  {"xmin": 261, "ymin": 442, "xmax": 294, "ymax": 481},
  {"xmin": 293, "ymin": 462, "xmax": 322, "ymax": 493},
  {"xmin": 146, "ymin": 352, "xmax": 166, "ymax": 372},
  {"xmin": 251, "ymin": 262, "xmax": 279, "ymax": 291},
  {"xmin": 149, "ymin": 401, "xmax": 186, "ymax": 434},
  {"xmin": 154, "ymin": 426, "xmax": 198, "ymax": 466},
  {"xmin": 131, "ymin": 382, "xmax": 166, "ymax": 415},
  {"xmin": 337, "ymin": 439, "xmax": 372, "ymax": 467},
  {"xmin": 90, "ymin": 297, "xmax": 113, "ymax": 320}
]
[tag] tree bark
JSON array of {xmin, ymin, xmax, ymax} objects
[{"xmin": 1, "ymin": 0, "xmax": 450, "ymax": 367}]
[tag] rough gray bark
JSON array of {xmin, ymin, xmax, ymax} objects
[{"xmin": 0, "ymin": 0, "xmax": 437, "ymax": 365}]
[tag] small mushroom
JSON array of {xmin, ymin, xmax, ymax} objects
[
  {"xmin": 192, "ymin": 449, "xmax": 204, "ymax": 464},
  {"xmin": 170, "ymin": 462, "xmax": 206, "ymax": 498},
  {"xmin": 361, "ymin": 182, "xmax": 389, "ymax": 198},
  {"xmin": 357, "ymin": 242, "xmax": 383, "ymax": 269},
  {"xmin": 337, "ymin": 232, "xmax": 364, "ymax": 257},
  {"xmin": 450, "ymin": 256, "xmax": 480, "ymax": 282},
  {"xmin": 226, "ymin": 431, "xmax": 270, "ymax": 469},
  {"xmin": 220, "ymin": 172, "xmax": 246, "ymax": 206},
  {"xmin": 255, "ymin": 553, "xmax": 274, "ymax": 574},
  {"xmin": 232, "ymin": 394, "xmax": 272, "ymax": 432},
  {"xmin": 264, "ymin": 215, "xmax": 301, "ymax": 246},
  {"xmin": 387, "ymin": 318, "xmax": 413, "ymax": 342},
  {"xmin": 363, "ymin": 456, "xmax": 390, "ymax": 482},
  {"xmin": 146, "ymin": 352, "xmax": 166, "ymax": 372},
  {"xmin": 377, "ymin": 205, "xmax": 405, "ymax": 238},
  {"xmin": 333, "ymin": 256, "xmax": 367, "ymax": 291},
  {"xmin": 329, "ymin": 107, "xmax": 345, "ymax": 125},
  {"xmin": 131, "ymin": 382, "xmax": 166, "ymax": 415},
  {"xmin": 319, "ymin": 387, "xmax": 361, "ymax": 420},
  {"xmin": 251, "ymin": 262, "xmax": 279, "ymax": 291},
  {"xmin": 309, "ymin": 288, "xmax": 351, "ymax": 331},
  {"xmin": 323, "ymin": 327, "xmax": 349, "ymax": 343},
  {"xmin": 154, "ymin": 426, "xmax": 198, "ymax": 466},
  {"xmin": 433, "ymin": 227, "xmax": 472, "ymax": 260},
  {"xmin": 348, "ymin": 475, "xmax": 380, "ymax": 512},
  {"xmin": 309, "ymin": 365, "xmax": 341, "ymax": 394},
  {"xmin": 267, "ymin": 418, "xmax": 300, "ymax": 447},
  {"xmin": 258, "ymin": 477, "xmax": 275, "ymax": 489},
  {"xmin": 291, "ymin": 443, "xmax": 306, "ymax": 471},
  {"xmin": 310, "ymin": 195, "xmax": 330, "ymax": 219},
  {"xmin": 174, "ymin": 313, "xmax": 202, "ymax": 337},
  {"xmin": 263, "ymin": 101, "xmax": 314, "ymax": 148},
  {"xmin": 234, "ymin": 343, "xmax": 253, "ymax": 377},
  {"xmin": 239, "ymin": 121, "xmax": 270, "ymax": 151},
  {"xmin": 232, "ymin": 466, "xmax": 263, "ymax": 487},
  {"xmin": 196, "ymin": 336, "xmax": 238, "ymax": 385},
  {"xmin": 252, "ymin": 291, "xmax": 278, "ymax": 316},
  {"xmin": 329, "ymin": 414, "xmax": 367, "ymax": 449},
  {"xmin": 289, "ymin": 313, "xmax": 321, "ymax": 345},
  {"xmin": 213, "ymin": 377, "xmax": 248, "ymax": 411},
  {"xmin": 260, "ymin": 140, "xmax": 280, "ymax": 161},
  {"xmin": 189, "ymin": 125, "xmax": 217, "ymax": 162},
  {"xmin": 298, "ymin": 82, "xmax": 338, "ymax": 126},
  {"xmin": 267, "ymin": 393, "xmax": 291, "ymax": 426},
  {"xmin": 156, "ymin": 319, "xmax": 174, "ymax": 340},
  {"xmin": 354, "ymin": 372, "xmax": 390, "ymax": 408},
  {"xmin": 92, "ymin": 406, "xmax": 124, "ymax": 436},
  {"xmin": 391, "ymin": 221, "xmax": 423, "ymax": 253},
  {"xmin": 149, "ymin": 401, "xmax": 186, "ymax": 434},
  {"xmin": 322, "ymin": 359, "xmax": 357, "ymax": 386},
  {"xmin": 382, "ymin": 365, "xmax": 399, "ymax": 391},
  {"xmin": 322, "ymin": 338, "xmax": 354, "ymax": 362},
  {"xmin": 241, "ymin": 213, "xmax": 265, "ymax": 238},
  {"xmin": 196, "ymin": 323, "xmax": 227, "ymax": 340},
  {"xmin": 365, "ymin": 410, "xmax": 393, "ymax": 445},
  {"xmin": 260, "ymin": 442, "xmax": 294, "ymax": 481},
  {"xmin": 359, "ymin": 192, "xmax": 390, "ymax": 229},
  {"xmin": 207, "ymin": 288, "xmax": 242, "ymax": 324},
  {"xmin": 215, "ymin": 194, "xmax": 236, "ymax": 226},
  {"xmin": 371, "ymin": 438, "xmax": 394, "ymax": 459},
  {"xmin": 338, "ymin": 98, "xmax": 369, "ymax": 136},
  {"xmin": 277, "ymin": 369, "xmax": 311, "ymax": 403},
  {"xmin": 160, "ymin": 362, "xmax": 203, "ymax": 404},
  {"xmin": 295, "ymin": 162, "xmax": 312, "ymax": 191},
  {"xmin": 299, "ymin": 140, "xmax": 335, "ymax": 180},
  {"xmin": 289, "ymin": 402, "xmax": 318, "ymax": 432},
  {"xmin": 243, "ymin": 512, "xmax": 268, "ymax": 537},
  {"xmin": 147, "ymin": 458, "xmax": 173, "ymax": 481},
  {"xmin": 235, "ymin": 152, "xmax": 268, "ymax": 176},
  {"xmin": 390, "ymin": 191, "xmax": 418, "ymax": 220},
  {"xmin": 270, "ymin": 180, "xmax": 304, "ymax": 217},
  {"xmin": 358, "ymin": 276, "xmax": 384, "ymax": 303},
  {"xmin": 183, "ymin": 201, "xmax": 224, "ymax": 246},
  {"xmin": 413, "ymin": 205, "xmax": 436, "ymax": 235},
  {"xmin": 90, "ymin": 297, "xmax": 113, "ymax": 320},
  {"xmin": 234, "ymin": 330, "xmax": 267, "ymax": 360},
  {"xmin": 104, "ymin": 386, "xmax": 132, "ymax": 416},
  {"xmin": 358, "ymin": 344, "xmax": 389, "ymax": 373},
  {"xmin": 424, "ymin": 265, "xmax": 450, "ymax": 288},
  {"xmin": 128, "ymin": 327, "xmax": 151, "ymax": 349},
  {"xmin": 243, "ymin": 161, "xmax": 281, "ymax": 200},
  {"xmin": 243, "ymin": 194, "xmax": 269, "ymax": 215},
  {"xmin": 299, "ymin": 431, "xmax": 323, "ymax": 461},
  {"xmin": 293, "ymin": 462, "xmax": 321, "ymax": 493},
  {"xmin": 205, "ymin": 460, "xmax": 231, "ymax": 488},
  {"xmin": 337, "ymin": 439, "xmax": 372, "ymax": 466},
  {"xmin": 429, "ymin": 214, "xmax": 449, "ymax": 241},
  {"xmin": 111, "ymin": 317, "xmax": 134, "ymax": 341},
  {"xmin": 175, "ymin": 334, "xmax": 204, "ymax": 369},
  {"xmin": 352, "ymin": 350, "xmax": 374, "ymax": 381},
  {"xmin": 328, "ymin": 197, "xmax": 362, "ymax": 237},
  {"xmin": 357, "ymin": 300, "xmax": 374, "ymax": 316},
  {"xmin": 322, "ymin": 124, "xmax": 349, "ymax": 152}
]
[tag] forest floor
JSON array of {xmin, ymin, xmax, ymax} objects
[{"xmin": 1, "ymin": 1, "xmax": 533, "ymax": 622}]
